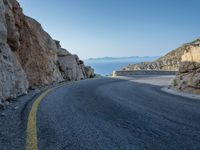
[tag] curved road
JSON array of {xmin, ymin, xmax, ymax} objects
[{"xmin": 30, "ymin": 77, "xmax": 200, "ymax": 150}]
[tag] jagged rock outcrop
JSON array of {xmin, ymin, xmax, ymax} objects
[
  {"xmin": 124, "ymin": 39, "xmax": 200, "ymax": 72},
  {"xmin": 172, "ymin": 41, "xmax": 200, "ymax": 94},
  {"xmin": 0, "ymin": 0, "xmax": 95, "ymax": 108},
  {"xmin": 0, "ymin": 0, "xmax": 28, "ymax": 107},
  {"xmin": 5, "ymin": 0, "xmax": 64, "ymax": 87},
  {"xmin": 55, "ymin": 40, "xmax": 95, "ymax": 80},
  {"xmin": 55, "ymin": 41, "xmax": 85, "ymax": 81},
  {"xmin": 84, "ymin": 66, "xmax": 95, "ymax": 78},
  {"xmin": 123, "ymin": 45, "xmax": 187, "ymax": 71}
]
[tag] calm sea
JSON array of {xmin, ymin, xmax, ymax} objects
[{"xmin": 85, "ymin": 61, "xmax": 136, "ymax": 75}]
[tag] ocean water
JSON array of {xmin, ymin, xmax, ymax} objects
[
  {"xmin": 85, "ymin": 61, "xmax": 136, "ymax": 75},
  {"xmin": 84, "ymin": 56, "xmax": 159, "ymax": 75}
]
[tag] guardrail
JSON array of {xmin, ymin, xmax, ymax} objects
[{"xmin": 112, "ymin": 70, "xmax": 177, "ymax": 77}]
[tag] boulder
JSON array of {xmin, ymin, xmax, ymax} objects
[
  {"xmin": 172, "ymin": 45, "xmax": 200, "ymax": 94},
  {"xmin": 84, "ymin": 66, "xmax": 95, "ymax": 78},
  {"xmin": 56, "ymin": 42, "xmax": 85, "ymax": 81}
]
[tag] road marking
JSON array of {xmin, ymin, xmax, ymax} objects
[{"xmin": 26, "ymin": 83, "xmax": 67, "ymax": 150}]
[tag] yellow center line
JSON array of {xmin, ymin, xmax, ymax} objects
[{"xmin": 26, "ymin": 83, "xmax": 67, "ymax": 150}]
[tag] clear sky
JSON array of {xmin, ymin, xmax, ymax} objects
[{"xmin": 18, "ymin": 0, "xmax": 200, "ymax": 59}]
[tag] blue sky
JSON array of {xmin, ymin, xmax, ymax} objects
[{"xmin": 18, "ymin": 0, "xmax": 200, "ymax": 59}]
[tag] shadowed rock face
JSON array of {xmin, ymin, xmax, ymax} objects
[
  {"xmin": 84, "ymin": 66, "xmax": 95, "ymax": 78},
  {"xmin": 0, "ymin": 0, "xmax": 94, "ymax": 106},
  {"xmin": 0, "ymin": 0, "xmax": 28, "ymax": 106},
  {"xmin": 172, "ymin": 45, "xmax": 200, "ymax": 94},
  {"xmin": 5, "ymin": 0, "xmax": 64, "ymax": 87},
  {"xmin": 55, "ymin": 40, "xmax": 95, "ymax": 81},
  {"xmin": 56, "ymin": 42, "xmax": 85, "ymax": 81}
]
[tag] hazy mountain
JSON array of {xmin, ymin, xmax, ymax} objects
[
  {"xmin": 84, "ymin": 56, "xmax": 160, "ymax": 75},
  {"xmin": 85, "ymin": 56, "xmax": 160, "ymax": 63}
]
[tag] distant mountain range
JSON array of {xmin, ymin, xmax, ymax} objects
[{"xmin": 85, "ymin": 56, "xmax": 160, "ymax": 63}]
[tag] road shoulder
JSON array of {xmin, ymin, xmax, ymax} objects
[{"xmin": 162, "ymin": 87, "xmax": 200, "ymax": 100}]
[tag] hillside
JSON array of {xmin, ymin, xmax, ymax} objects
[
  {"xmin": 122, "ymin": 37, "xmax": 200, "ymax": 94},
  {"xmin": 0, "ymin": 0, "xmax": 94, "ymax": 108},
  {"xmin": 122, "ymin": 41, "xmax": 199, "ymax": 71},
  {"xmin": 172, "ymin": 39, "xmax": 200, "ymax": 93}
]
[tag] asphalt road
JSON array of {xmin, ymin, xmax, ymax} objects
[
  {"xmin": 32, "ymin": 76, "xmax": 200, "ymax": 150},
  {"xmin": 1, "ymin": 76, "xmax": 200, "ymax": 150}
]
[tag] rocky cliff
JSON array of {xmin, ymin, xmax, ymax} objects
[
  {"xmin": 123, "ymin": 36, "xmax": 200, "ymax": 94},
  {"xmin": 123, "ymin": 44, "xmax": 188, "ymax": 71},
  {"xmin": 0, "ymin": 0, "xmax": 29, "ymax": 106},
  {"xmin": 172, "ymin": 40, "xmax": 200, "ymax": 94},
  {"xmin": 56, "ymin": 41, "xmax": 86, "ymax": 81},
  {"xmin": 0, "ymin": 0, "xmax": 94, "ymax": 108}
]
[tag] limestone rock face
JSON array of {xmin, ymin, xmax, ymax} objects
[
  {"xmin": 0, "ymin": 0, "xmax": 28, "ymax": 105},
  {"xmin": 0, "ymin": 43, "xmax": 29, "ymax": 102},
  {"xmin": 123, "ymin": 39, "xmax": 200, "ymax": 71},
  {"xmin": 122, "ymin": 36, "xmax": 200, "ymax": 94},
  {"xmin": 172, "ymin": 43, "xmax": 200, "ymax": 94},
  {"xmin": 0, "ymin": 0, "xmax": 95, "ymax": 105},
  {"xmin": 123, "ymin": 45, "xmax": 187, "ymax": 71},
  {"xmin": 56, "ymin": 43, "xmax": 85, "ymax": 81},
  {"xmin": 84, "ymin": 66, "xmax": 95, "ymax": 78},
  {"xmin": 5, "ymin": 0, "xmax": 64, "ymax": 87}
]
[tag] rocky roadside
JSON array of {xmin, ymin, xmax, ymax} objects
[
  {"xmin": 0, "ymin": 88, "xmax": 40, "ymax": 150},
  {"xmin": 0, "ymin": 0, "xmax": 95, "ymax": 109},
  {"xmin": 0, "ymin": 80, "xmax": 77, "ymax": 150},
  {"xmin": 122, "ymin": 38, "xmax": 200, "ymax": 94},
  {"xmin": 171, "ymin": 44, "xmax": 200, "ymax": 94}
]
